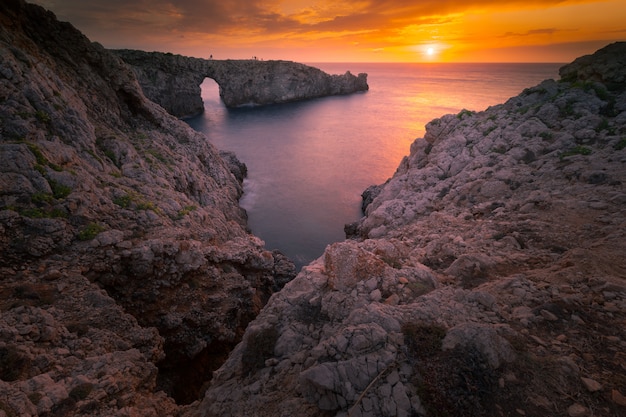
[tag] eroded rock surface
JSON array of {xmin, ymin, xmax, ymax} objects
[
  {"xmin": 195, "ymin": 43, "xmax": 626, "ymax": 417},
  {"xmin": 0, "ymin": 1, "xmax": 294, "ymax": 414},
  {"xmin": 2, "ymin": 1, "xmax": 625, "ymax": 416},
  {"xmin": 114, "ymin": 49, "xmax": 369, "ymax": 117}
]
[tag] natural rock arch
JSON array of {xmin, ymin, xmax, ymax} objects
[
  {"xmin": 200, "ymin": 77, "xmax": 221, "ymax": 103},
  {"xmin": 114, "ymin": 50, "xmax": 369, "ymax": 118}
]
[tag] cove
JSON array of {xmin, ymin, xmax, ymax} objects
[
  {"xmin": 186, "ymin": 63, "xmax": 563, "ymax": 271},
  {"xmin": 187, "ymin": 82, "xmax": 376, "ymax": 269}
]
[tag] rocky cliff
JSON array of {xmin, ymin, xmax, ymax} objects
[
  {"xmin": 0, "ymin": 1, "xmax": 294, "ymax": 415},
  {"xmin": 1, "ymin": 2, "xmax": 625, "ymax": 417},
  {"xmin": 193, "ymin": 43, "xmax": 626, "ymax": 417},
  {"xmin": 113, "ymin": 50, "xmax": 369, "ymax": 118}
]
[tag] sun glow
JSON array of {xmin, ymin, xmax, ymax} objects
[
  {"xmin": 32, "ymin": 0, "xmax": 626, "ymax": 63},
  {"xmin": 419, "ymin": 44, "xmax": 442, "ymax": 61}
]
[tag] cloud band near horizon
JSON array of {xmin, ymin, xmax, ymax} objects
[{"xmin": 32, "ymin": 0, "xmax": 626, "ymax": 62}]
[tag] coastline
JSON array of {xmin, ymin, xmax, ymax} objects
[{"xmin": 1, "ymin": 2, "xmax": 625, "ymax": 416}]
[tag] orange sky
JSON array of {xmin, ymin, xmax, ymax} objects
[{"xmin": 33, "ymin": 0, "xmax": 626, "ymax": 62}]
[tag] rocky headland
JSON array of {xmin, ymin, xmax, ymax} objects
[
  {"xmin": 1, "ymin": 1, "xmax": 625, "ymax": 417},
  {"xmin": 113, "ymin": 49, "xmax": 369, "ymax": 118},
  {"xmin": 0, "ymin": 0, "xmax": 295, "ymax": 414}
]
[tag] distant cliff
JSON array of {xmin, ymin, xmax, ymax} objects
[{"xmin": 114, "ymin": 49, "xmax": 369, "ymax": 117}]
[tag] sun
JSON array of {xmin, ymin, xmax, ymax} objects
[
  {"xmin": 420, "ymin": 43, "xmax": 447, "ymax": 61},
  {"xmin": 423, "ymin": 45, "xmax": 439, "ymax": 61},
  {"xmin": 410, "ymin": 43, "xmax": 444, "ymax": 61}
]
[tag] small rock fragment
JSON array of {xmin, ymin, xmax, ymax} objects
[
  {"xmin": 530, "ymin": 335, "xmax": 547, "ymax": 346},
  {"xmin": 580, "ymin": 377, "xmax": 602, "ymax": 392},
  {"xmin": 612, "ymin": 389, "xmax": 626, "ymax": 407},
  {"xmin": 540, "ymin": 309, "xmax": 558, "ymax": 321},
  {"xmin": 567, "ymin": 403, "xmax": 588, "ymax": 417}
]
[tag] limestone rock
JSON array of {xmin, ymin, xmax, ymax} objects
[
  {"xmin": 442, "ymin": 323, "xmax": 516, "ymax": 368},
  {"xmin": 114, "ymin": 49, "xmax": 369, "ymax": 117},
  {"xmin": 580, "ymin": 377, "xmax": 602, "ymax": 392},
  {"xmin": 0, "ymin": 1, "xmax": 295, "ymax": 414},
  {"xmin": 559, "ymin": 42, "xmax": 626, "ymax": 86},
  {"xmin": 611, "ymin": 389, "xmax": 626, "ymax": 407},
  {"xmin": 3, "ymin": 1, "xmax": 626, "ymax": 416},
  {"xmin": 567, "ymin": 403, "xmax": 589, "ymax": 417},
  {"xmin": 196, "ymin": 43, "xmax": 626, "ymax": 417}
]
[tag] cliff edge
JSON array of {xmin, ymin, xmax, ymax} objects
[
  {"xmin": 195, "ymin": 43, "xmax": 626, "ymax": 417},
  {"xmin": 0, "ymin": 0, "xmax": 294, "ymax": 414}
]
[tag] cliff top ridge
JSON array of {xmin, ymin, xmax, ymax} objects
[{"xmin": 113, "ymin": 48, "xmax": 369, "ymax": 117}]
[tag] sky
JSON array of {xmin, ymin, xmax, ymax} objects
[{"xmin": 32, "ymin": 0, "xmax": 626, "ymax": 62}]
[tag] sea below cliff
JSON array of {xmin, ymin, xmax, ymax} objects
[{"xmin": 187, "ymin": 62, "xmax": 562, "ymax": 269}]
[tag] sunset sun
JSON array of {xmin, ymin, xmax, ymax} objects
[
  {"xmin": 420, "ymin": 44, "xmax": 441, "ymax": 61},
  {"xmin": 31, "ymin": 0, "xmax": 626, "ymax": 62}
]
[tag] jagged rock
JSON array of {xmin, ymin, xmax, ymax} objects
[
  {"xmin": 580, "ymin": 377, "xmax": 602, "ymax": 392},
  {"xmin": 441, "ymin": 323, "xmax": 516, "ymax": 368},
  {"xmin": 113, "ymin": 49, "xmax": 369, "ymax": 117},
  {"xmin": 611, "ymin": 389, "xmax": 626, "ymax": 407},
  {"xmin": 559, "ymin": 42, "xmax": 626, "ymax": 86},
  {"xmin": 0, "ymin": 0, "xmax": 295, "ymax": 414},
  {"xmin": 219, "ymin": 150, "xmax": 248, "ymax": 183},
  {"xmin": 196, "ymin": 43, "xmax": 626, "ymax": 417},
  {"xmin": 361, "ymin": 183, "xmax": 384, "ymax": 212},
  {"xmin": 567, "ymin": 403, "xmax": 590, "ymax": 417},
  {"xmin": 0, "ymin": 272, "xmax": 176, "ymax": 417}
]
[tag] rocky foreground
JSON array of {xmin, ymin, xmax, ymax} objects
[{"xmin": 0, "ymin": 1, "xmax": 625, "ymax": 417}]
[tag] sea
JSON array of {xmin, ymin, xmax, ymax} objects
[{"xmin": 186, "ymin": 62, "xmax": 562, "ymax": 270}]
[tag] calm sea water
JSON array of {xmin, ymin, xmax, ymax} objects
[{"xmin": 186, "ymin": 63, "xmax": 562, "ymax": 270}]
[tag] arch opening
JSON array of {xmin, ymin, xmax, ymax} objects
[{"xmin": 200, "ymin": 77, "xmax": 222, "ymax": 105}]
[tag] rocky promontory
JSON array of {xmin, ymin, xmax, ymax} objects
[
  {"xmin": 113, "ymin": 49, "xmax": 369, "ymax": 118},
  {"xmin": 1, "ymin": 1, "xmax": 625, "ymax": 417},
  {"xmin": 194, "ymin": 43, "xmax": 626, "ymax": 417}
]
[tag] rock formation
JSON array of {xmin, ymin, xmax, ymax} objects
[
  {"xmin": 0, "ymin": 1, "xmax": 294, "ymax": 415},
  {"xmin": 113, "ymin": 49, "xmax": 369, "ymax": 117},
  {"xmin": 1, "ymin": 1, "xmax": 625, "ymax": 416},
  {"xmin": 194, "ymin": 43, "xmax": 626, "ymax": 417}
]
